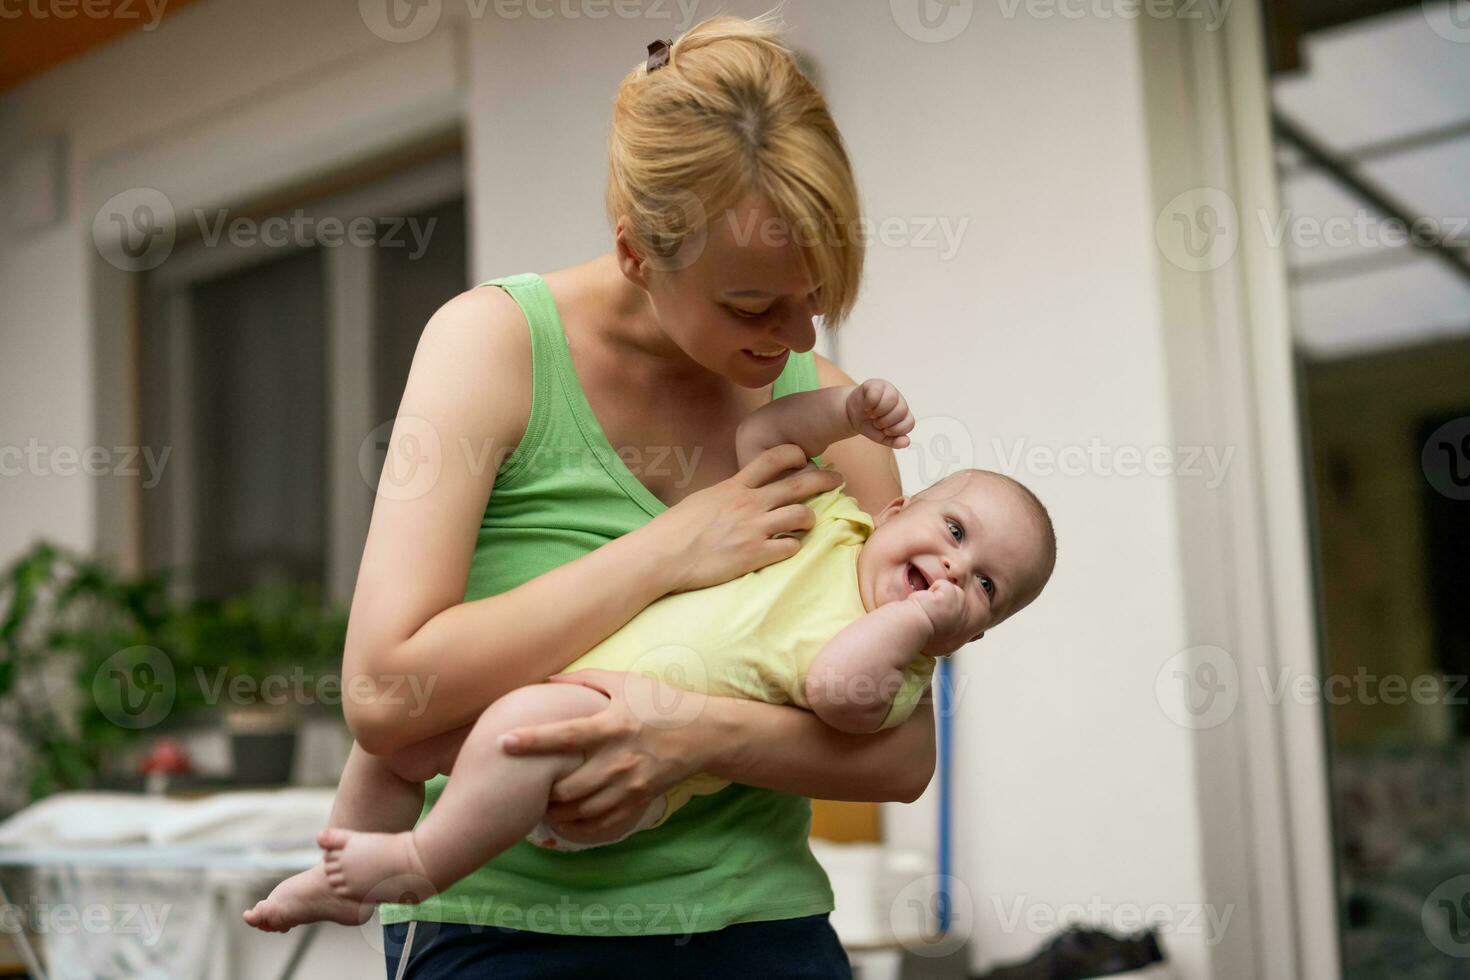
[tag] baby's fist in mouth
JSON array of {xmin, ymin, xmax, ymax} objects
[{"xmin": 909, "ymin": 578, "xmax": 966, "ymax": 647}]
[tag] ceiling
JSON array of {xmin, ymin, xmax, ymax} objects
[
  {"xmin": 0, "ymin": 0, "xmax": 202, "ymax": 93},
  {"xmin": 1271, "ymin": 2, "xmax": 1470, "ymax": 358}
]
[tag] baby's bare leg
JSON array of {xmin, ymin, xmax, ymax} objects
[
  {"xmin": 329, "ymin": 726, "xmax": 471, "ymax": 829},
  {"xmin": 243, "ymin": 728, "xmax": 471, "ymax": 933},
  {"xmin": 319, "ymin": 682, "xmax": 610, "ymax": 904}
]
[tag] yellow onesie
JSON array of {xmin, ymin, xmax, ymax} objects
[{"xmin": 526, "ymin": 481, "xmax": 936, "ymax": 849}]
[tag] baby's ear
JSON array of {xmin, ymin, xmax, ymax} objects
[{"xmin": 873, "ymin": 495, "xmax": 909, "ymax": 526}]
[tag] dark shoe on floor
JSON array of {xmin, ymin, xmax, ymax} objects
[{"xmin": 977, "ymin": 926, "xmax": 1166, "ymax": 980}]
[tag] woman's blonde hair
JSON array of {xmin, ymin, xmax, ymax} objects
[{"xmin": 606, "ymin": 9, "xmax": 864, "ymax": 327}]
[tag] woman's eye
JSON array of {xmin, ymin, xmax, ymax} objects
[
  {"xmin": 976, "ymin": 573, "xmax": 994, "ymax": 596},
  {"xmin": 729, "ymin": 306, "xmax": 768, "ymax": 319},
  {"xmin": 946, "ymin": 519, "xmax": 963, "ymax": 542}
]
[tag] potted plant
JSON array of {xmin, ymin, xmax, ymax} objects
[
  {"xmin": 0, "ymin": 542, "xmax": 175, "ymax": 807},
  {"xmin": 0, "ymin": 541, "xmax": 348, "ymax": 804},
  {"xmin": 159, "ymin": 578, "xmax": 347, "ymax": 786}
]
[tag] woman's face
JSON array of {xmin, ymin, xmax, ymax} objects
[{"xmin": 629, "ymin": 192, "xmax": 824, "ymax": 388}]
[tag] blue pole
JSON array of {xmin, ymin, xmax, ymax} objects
[{"xmin": 936, "ymin": 656, "xmax": 953, "ymax": 932}]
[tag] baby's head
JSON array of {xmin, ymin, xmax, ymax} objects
[{"xmin": 855, "ymin": 469, "xmax": 1056, "ymax": 655}]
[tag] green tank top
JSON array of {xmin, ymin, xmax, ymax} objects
[{"xmin": 378, "ymin": 272, "xmax": 835, "ymax": 936}]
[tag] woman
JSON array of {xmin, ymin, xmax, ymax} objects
[{"xmin": 345, "ymin": 13, "xmax": 935, "ymax": 978}]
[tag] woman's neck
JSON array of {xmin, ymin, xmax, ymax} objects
[{"xmin": 556, "ymin": 251, "xmax": 736, "ymax": 397}]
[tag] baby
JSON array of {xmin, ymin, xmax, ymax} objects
[{"xmin": 245, "ymin": 379, "xmax": 1056, "ymax": 932}]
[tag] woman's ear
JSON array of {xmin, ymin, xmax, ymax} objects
[{"xmin": 614, "ymin": 221, "xmax": 650, "ymax": 288}]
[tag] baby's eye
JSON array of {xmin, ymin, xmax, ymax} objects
[
  {"xmin": 729, "ymin": 306, "xmax": 769, "ymax": 319},
  {"xmin": 946, "ymin": 519, "xmax": 963, "ymax": 542},
  {"xmin": 976, "ymin": 573, "xmax": 994, "ymax": 596}
]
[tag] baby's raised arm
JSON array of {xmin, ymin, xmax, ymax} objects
[
  {"xmin": 805, "ymin": 579, "xmax": 964, "ymax": 733},
  {"xmin": 735, "ymin": 379, "xmax": 913, "ymax": 469}
]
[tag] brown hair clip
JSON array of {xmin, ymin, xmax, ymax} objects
[{"xmin": 646, "ymin": 38, "xmax": 672, "ymax": 73}]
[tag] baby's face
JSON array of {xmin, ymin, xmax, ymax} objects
[{"xmin": 855, "ymin": 470, "xmax": 1053, "ymax": 651}]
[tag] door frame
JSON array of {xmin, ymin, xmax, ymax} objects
[{"xmin": 1141, "ymin": 2, "xmax": 1341, "ymax": 977}]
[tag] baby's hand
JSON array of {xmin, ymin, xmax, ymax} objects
[
  {"xmin": 908, "ymin": 579, "xmax": 966, "ymax": 654},
  {"xmin": 845, "ymin": 379, "xmax": 914, "ymax": 450}
]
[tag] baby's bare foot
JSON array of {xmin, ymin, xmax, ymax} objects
[
  {"xmin": 318, "ymin": 827, "xmax": 436, "ymax": 905},
  {"xmin": 242, "ymin": 863, "xmax": 371, "ymax": 933}
]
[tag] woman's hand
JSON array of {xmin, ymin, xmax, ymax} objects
[
  {"xmin": 499, "ymin": 669, "xmax": 712, "ymax": 839},
  {"xmin": 644, "ymin": 443, "xmax": 844, "ymax": 594}
]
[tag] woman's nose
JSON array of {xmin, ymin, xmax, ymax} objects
[{"xmin": 773, "ymin": 308, "xmax": 817, "ymax": 353}]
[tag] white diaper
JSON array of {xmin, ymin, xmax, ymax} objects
[{"xmin": 525, "ymin": 794, "xmax": 668, "ymax": 851}]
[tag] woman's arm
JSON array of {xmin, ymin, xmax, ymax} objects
[
  {"xmin": 511, "ymin": 672, "xmax": 936, "ymax": 835},
  {"xmin": 341, "ymin": 286, "xmax": 671, "ymax": 753},
  {"xmin": 700, "ymin": 690, "xmax": 936, "ymax": 801},
  {"xmin": 505, "ymin": 353, "xmax": 939, "ymax": 834},
  {"xmin": 342, "ymin": 289, "xmax": 841, "ymax": 755}
]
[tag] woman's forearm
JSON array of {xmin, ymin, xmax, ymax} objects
[
  {"xmin": 694, "ymin": 694, "xmax": 936, "ymax": 803},
  {"xmin": 346, "ymin": 526, "xmax": 675, "ymax": 753}
]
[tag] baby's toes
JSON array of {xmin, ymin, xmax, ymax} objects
[{"xmin": 317, "ymin": 827, "xmax": 349, "ymax": 851}]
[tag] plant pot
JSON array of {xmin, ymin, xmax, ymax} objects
[{"xmin": 225, "ymin": 704, "xmax": 298, "ymax": 786}]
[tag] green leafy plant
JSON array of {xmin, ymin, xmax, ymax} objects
[
  {"xmin": 0, "ymin": 542, "xmax": 174, "ymax": 799},
  {"xmin": 0, "ymin": 540, "xmax": 348, "ymax": 804},
  {"xmin": 160, "ymin": 578, "xmax": 347, "ymax": 717}
]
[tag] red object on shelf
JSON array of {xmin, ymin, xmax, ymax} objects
[{"xmin": 138, "ymin": 738, "xmax": 192, "ymax": 775}]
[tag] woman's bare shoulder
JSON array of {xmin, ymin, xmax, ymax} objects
[
  {"xmin": 813, "ymin": 351, "xmax": 855, "ymax": 387},
  {"xmin": 405, "ymin": 283, "xmax": 534, "ymax": 454}
]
